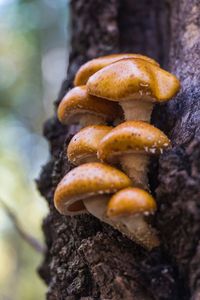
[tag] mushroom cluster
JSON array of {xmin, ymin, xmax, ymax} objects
[{"xmin": 54, "ymin": 54, "xmax": 180, "ymax": 250}]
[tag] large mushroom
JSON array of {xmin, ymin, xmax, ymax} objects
[
  {"xmin": 74, "ymin": 53, "xmax": 159, "ymax": 86},
  {"xmin": 87, "ymin": 58, "xmax": 180, "ymax": 122},
  {"xmin": 98, "ymin": 121, "xmax": 171, "ymax": 190},
  {"xmin": 57, "ymin": 86, "xmax": 123, "ymax": 127},
  {"xmin": 107, "ymin": 187, "xmax": 159, "ymax": 249},
  {"xmin": 54, "ymin": 162, "xmax": 132, "ymax": 222},
  {"xmin": 67, "ymin": 125, "xmax": 112, "ymax": 165}
]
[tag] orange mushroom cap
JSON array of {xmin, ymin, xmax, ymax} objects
[
  {"xmin": 67, "ymin": 125, "xmax": 112, "ymax": 165},
  {"xmin": 98, "ymin": 121, "xmax": 171, "ymax": 164},
  {"xmin": 57, "ymin": 86, "xmax": 123, "ymax": 125},
  {"xmin": 54, "ymin": 162, "xmax": 132, "ymax": 215},
  {"xmin": 107, "ymin": 187, "xmax": 157, "ymax": 217},
  {"xmin": 87, "ymin": 58, "xmax": 180, "ymax": 103},
  {"xmin": 74, "ymin": 53, "xmax": 159, "ymax": 86}
]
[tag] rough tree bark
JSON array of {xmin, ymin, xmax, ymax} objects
[{"xmin": 37, "ymin": 0, "xmax": 200, "ymax": 299}]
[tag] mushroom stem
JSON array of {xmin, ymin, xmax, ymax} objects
[
  {"xmin": 79, "ymin": 114, "xmax": 106, "ymax": 127},
  {"xmin": 120, "ymin": 153, "xmax": 149, "ymax": 190},
  {"xmin": 114, "ymin": 215, "xmax": 160, "ymax": 250},
  {"xmin": 83, "ymin": 195, "xmax": 112, "ymax": 224},
  {"xmin": 120, "ymin": 100, "xmax": 154, "ymax": 122}
]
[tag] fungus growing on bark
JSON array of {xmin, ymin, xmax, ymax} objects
[
  {"xmin": 87, "ymin": 58, "xmax": 180, "ymax": 122},
  {"xmin": 54, "ymin": 162, "xmax": 132, "ymax": 221},
  {"xmin": 74, "ymin": 53, "xmax": 159, "ymax": 86},
  {"xmin": 107, "ymin": 187, "xmax": 159, "ymax": 249},
  {"xmin": 67, "ymin": 125, "xmax": 112, "ymax": 165},
  {"xmin": 98, "ymin": 121, "xmax": 171, "ymax": 190},
  {"xmin": 57, "ymin": 86, "xmax": 123, "ymax": 127}
]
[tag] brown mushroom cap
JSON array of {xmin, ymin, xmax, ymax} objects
[
  {"xmin": 98, "ymin": 121, "xmax": 171, "ymax": 163},
  {"xmin": 57, "ymin": 86, "xmax": 123, "ymax": 125},
  {"xmin": 106, "ymin": 187, "xmax": 159, "ymax": 249},
  {"xmin": 107, "ymin": 187, "xmax": 156, "ymax": 217},
  {"xmin": 54, "ymin": 162, "xmax": 132, "ymax": 215},
  {"xmin": 67, "ymin": 125, "xmax": 112, "ymax": 165},
  {"xmin": 87, "ymin": 58, "xmax": 180, "ymax": 103},
  {"xmin": 74, "ymin": 53, "xmax": 159, "ymax": 86}
]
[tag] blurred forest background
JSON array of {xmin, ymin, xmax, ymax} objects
[{"xmin": 0, "ymin": 0, "xmax": 70, "ymax": 299}]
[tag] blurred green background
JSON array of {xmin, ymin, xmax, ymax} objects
[{"xmin": 0, "ymin": 0, "xmax": 70, "ymax": 299}]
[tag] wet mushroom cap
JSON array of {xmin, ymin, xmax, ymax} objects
[
  {"xmin": 87, "ymin": 58, "xmax": 180, "ymax": 102},
  {"xmin": 107, "ymin": 187, "xmax": 157, "ymax": 217},
  {"xmin": 74, "ymin": 53, "xmax": 159, "ymax": 86},
  {"xmin": 57, "ymin": 86, "xmax": 123, "ymax": 125},
  {"xmin": 67, "ymin": 125, "xmax": 112, "ymax": 165},
  {"xmin": 98, "ymin": 121, "xmax": 171, "ymax": 163},
  {"xmin": 54, "ymin": 162, "xmax": 132, "ymax": 215}
]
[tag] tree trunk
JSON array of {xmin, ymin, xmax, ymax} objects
[{"xmin": 37, "ymin": 0, "xmax": 200, "ymax": 299}]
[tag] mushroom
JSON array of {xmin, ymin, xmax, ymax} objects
[
  {"xmin": 107, "ymin": 187, "xmax": 159, "ymax": 249},
  {"xmin": 98, "ymin": 121, "xmax": 171, "ymax": 190},
  {"xmin": 87, "ymin": 58, "xmax": 180, "ymax": 122},
  {"xmin": 57, "ymin": 86, "xmax": 123, "ymax": 127},
  {"xmin": 67, "ymin": 125, "xmax": 112, "ymax": 165},
  {"xmin": 54, "ymin": 162, "xmax": 132, "ymax": 222},
  {"xmin": 74, "ymin": 53, "xmax": 159, "ymax": 86}
]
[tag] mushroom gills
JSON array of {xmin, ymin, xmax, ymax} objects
[
  {"xmin": 83, "ymin": 195, "xmax": 112, "ymax": 224},
  {"xmin": 72, "ymin": 154, "xmax": 99, "ymax": 165},
  {"xmin": 120, "ymin": 99, "xmax": 154, "ymax": 122},
  {"xmin": 59, "ymin": 198, "xmax": 87, "ymax": 216},
  {"xmin": 114, "ymin": 214, "xmax": 160, "ymax": 250},
  {"xmin": 120, "ymin": 153, "xmax": 149, "ymax": 190},
  {"xmin": 71, "ymin": 112, "xmax": 107, "ymax": 127}
]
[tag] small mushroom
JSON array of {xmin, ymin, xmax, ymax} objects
[
  {"xmin": 57, "ymin": 86, "xmax": 123, "ymax": 127},
  {"xmin": 74, "ymin": 53, "xmax": 159, "ymax": 86},
  {"xmin": 67, "ymin": 125, "xmax": 112, "ymax": 165},
  {"xmin": 54, "ymin": 162, "xmax": 132, "ymax": 222},
  {"xmin": 107, "ymin": 187, "xmax": 159, "ymax": 249},
  {"xmin": 87, "ymin": 58, "xmax": 180, "ymax": 122},
  {"xmin": 98, "ymin": 121, "xmax": 171, "ymax": 190}
]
